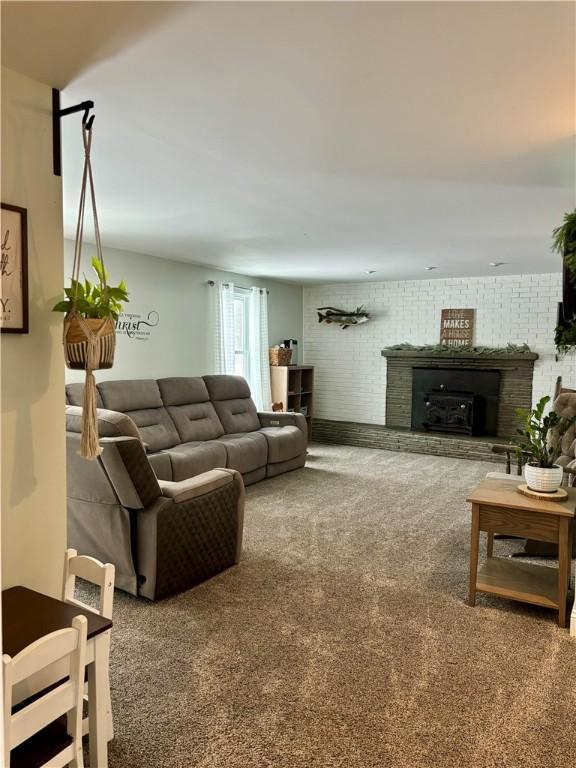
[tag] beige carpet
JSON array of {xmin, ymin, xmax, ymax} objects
[{"xmin": 103, "ymin": 444, "xmax": 576, "ymax": 768}]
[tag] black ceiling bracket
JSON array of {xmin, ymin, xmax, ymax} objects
[{"xmin": 52, "ymin": 88, "xmax": 95, "ymax": 176}]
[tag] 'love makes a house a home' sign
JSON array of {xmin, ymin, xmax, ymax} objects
[{"xmin": 440, "ymin": 308, "xmax": 474, "ymax": 347}]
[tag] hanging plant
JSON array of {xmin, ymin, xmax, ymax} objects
[
  {"xmin": 553, "ymin": 209, "xmax": 576, "ymax": 277},
  {"xmin": 555, "ymin": 318, "xmax": 576, "ymax": 359},
  {"xmin": 53, "ymin": 257, "xmax": 128, "ymax": 324},
  {"xmin": 553, "ymin": 209, "xmax": 576, "ymax": 357},
  {"xmin": 56, "ymin": 120, "xmax": 127, "ymax": 459}
]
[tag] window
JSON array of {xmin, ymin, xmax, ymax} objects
[{"xmin": 233, "ymin": 289, "xmax": 249, "ymax": 377}]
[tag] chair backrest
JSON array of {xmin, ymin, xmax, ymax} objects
[
  {"xmin": 203, "ymin": 375, "xmax": 260, "ymax": 434},
  {"xmin": 550, "ymin": 392, "xmax": 576, "ymax": 471},
  {"xmin": 62, "ymin": 549, "xmax": 115, "ymax": 620},
  {"xmin": 3, "ymin": 615, "xmax": 87, "ymax": 768},
  {"xmin": 98, "ymin": 436, "xmax": 162, "ymax": 509},
  {"xmin": 157, "ymin": 377, "xmax": 225, "ymax": 443},
  {"xmin": 554, "ymin": 376, "xmax": 576, "ymax": 400},
  {"xmin": 97, "ymin": 379, "xmax": 181, "ymax": 452}
]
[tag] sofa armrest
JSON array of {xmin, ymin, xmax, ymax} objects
[
  {"xmin": 158, "ymin": 468, "xmax": 239, "ymax": 504},
  {"xmin": 258, "ymin": 411, "xmax": 308, "ymax": 439},
  {"xmin": 66, "ymin": 405, "xmax": 144, "ymax": 443}
]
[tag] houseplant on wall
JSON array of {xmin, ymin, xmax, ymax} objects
[
  {"xmin": 553, "ymin": 209, "xmax": 576, "ymax": 357},
  {"xmin": 53, "ymin": 255, "xmax": 129, "ymax": 365},
  {"xmin": 54, "ymin": 119, "xmax": 129, "ymax": 458},
  {"xmin": 53, "ymin": 254, "xmax": 129, "ymax": 460},
  {"xmin": 553, "ymin": 209, "xmax": 576, "ymax": 275},
  {"xmin": 515, "ymin": 396, "xmax": 576, "ymax": 492}
]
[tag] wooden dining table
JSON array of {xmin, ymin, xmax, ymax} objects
[{"xmin": 2, "ymin": 586, "xmax": 114, "ymax": 767}]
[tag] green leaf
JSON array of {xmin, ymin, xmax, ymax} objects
[
  {"xmin": 52, "ymin": 300, "xmax": 71, "ymax": 313},
  {"xmin": 91, "ymin": 256, "xmax": 106, "ymax": 282},
  {"xmin": 107, "ymin": 287, "xmax": 128, "ymax": 300},
  {"xmin": 56, "ymin": 266, "xmax": 129, "ymax": 319},
  {"xmin": 70, "ymin": 279, "xmax": 85, "ymax": 299}
]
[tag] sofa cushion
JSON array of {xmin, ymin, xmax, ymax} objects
[
  {"xmin": 217, "ymin": 432, "xmax": 267, "ymax": 474},
  {"xmin": 66, "ymin": 383, "xmax": 104, "ymax": 408},
  {"xmin": 97, "ymin": 379, "xmax": 180, "ymax": 451},
  {"xmin": 203, "ymin": 376, "xmax": 260, "ymax": 433},
  {"xmin": 126, "ymin": 408, "xmax": 181, "ymax": 452},
  {"xmin": 148, "ymin": 452, "xmax": 173, "ymax": 481},
  {"xmin": 98, "ymin": 379, "xmax": 163, "ymax": 412},
  {"xmin": 167, "ymin": 402, "xmax": 225, "ymax": 443},
  {"xmin": 66, "ymin": 405, "xmax": 144, "ymax": 442},
  {"xmin": 164, "ymin": 441, "xmax": 228, "ymax": 481},
  {"xmin": 158, "ymin": 377, "xmax": 210, "ymax": 406},
  {"xmin": 258, "ymin": 426, "xmax": 305, "ymax": 464},
  {"xmin": 203, "ymin": 375, "xmax": 251, "ymax": 401},
  {"xmin": 212, "ymin": 398, "xmax": 260, "ymax": 434}
]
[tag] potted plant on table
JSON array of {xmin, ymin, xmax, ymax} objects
[{"xmin": 515, "ymin": 396, "xmax": 576, "ymax": 492}]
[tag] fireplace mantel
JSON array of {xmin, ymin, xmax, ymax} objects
[
  {"xmin": 381, "ymin": 346, "xmax": 538, "ymax": 439},
  {"xmin": 381, "ymin": 347, "xmax": 538, "ymax": 361}
]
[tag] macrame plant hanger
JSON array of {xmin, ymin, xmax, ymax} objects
[{"xmin": 63, "ymin": 116, "xmax": 116, "ymax": 459}]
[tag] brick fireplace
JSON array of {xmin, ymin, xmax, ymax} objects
[
  {"xmin": 312, "ymin": 348, "xmax": 539, "ymax": 461},
  {"xmin": 382, "ymin": 349, "xmax": 538, "ymax": 439}
]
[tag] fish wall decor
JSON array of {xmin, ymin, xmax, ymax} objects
[{"xmin": 317, "ymin": 306, "xmax": 370, "ymax": 329}]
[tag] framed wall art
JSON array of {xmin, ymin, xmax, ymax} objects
[
  {"xmin": 440, "ymin": 308, "xmax": 474, "ymax": 348},
  {"xmin": 1, "ymin": 203, "xmax": 29, "ymax": 334}
]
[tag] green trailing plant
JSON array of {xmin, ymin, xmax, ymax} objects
[
  {"xmin": 555, "ymin": 321, "xmax": 576, "ymax": 359},
  {"xmin": 552, "ymin": 210, "xmax": 576, "ymax": 356},
  {"xmin": 515, "ymin": 395, "xmax": 576, "ymax": 469},
  {"xmin": 553, "ymin": 209, "xmax": 576, "ymax": 278},
  {"xmin": 53, "ymin": 257, "xmax": 129, "ymax": 321}
]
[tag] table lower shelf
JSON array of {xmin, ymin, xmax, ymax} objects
[{"xmin": 476, "ymin": 558, "xmax": 559, "ymax": 609}]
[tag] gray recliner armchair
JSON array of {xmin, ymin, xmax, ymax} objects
[{"xmin": 67, "ymin": 431, "xmax": 245, "ymax": 600}]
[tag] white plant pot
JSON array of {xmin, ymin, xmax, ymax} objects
[{"xmin": 524, "ymin": 463, "xmax": 563, "ymax": 493}]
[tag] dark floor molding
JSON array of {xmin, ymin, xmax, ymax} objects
[{"xmin": 312, "ymin": 418, "xmax": 503, "ymax": 463}]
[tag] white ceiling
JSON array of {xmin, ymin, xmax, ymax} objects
[{"xmin": 2, "ymin": 2, "xmax": 575, "ymax": 284}]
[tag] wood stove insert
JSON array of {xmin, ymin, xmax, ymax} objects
[{"xmin": 412, "ymin": 368, "xmax": 500, "ymax": 436}]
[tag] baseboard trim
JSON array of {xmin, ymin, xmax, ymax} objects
[{"xmin": 311, "ymin": 418, "xmax": 502, "ymax": 463}]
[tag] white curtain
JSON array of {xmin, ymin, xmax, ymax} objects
[
  {"xmin": 247, "ymin": 287, "xmax": 271, "ymax": 411},
  {"xmin": 213, "ymin": 281, "xmax": 236, "ymax": 375},
  {"xmin": 211, "ymin": 281, "xmax": 271, "ymax": 411}
]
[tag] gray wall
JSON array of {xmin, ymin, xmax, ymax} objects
[{"xmin": 64, "ymin": 241, "xmax": 303, "ymax": 382}]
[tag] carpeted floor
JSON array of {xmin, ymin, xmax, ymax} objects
[{"xmin": 103, "ymin": 444, "xmax": 576, "ymax": 768}]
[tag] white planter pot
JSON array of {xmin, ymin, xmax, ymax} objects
[{"xmin": 524, "ymin": 463, "xmax": 563, "ymax": 493}]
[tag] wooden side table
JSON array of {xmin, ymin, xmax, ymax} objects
[{"xmin": 467, "ymin": 477, "xmax": 575, "ymax": 627}]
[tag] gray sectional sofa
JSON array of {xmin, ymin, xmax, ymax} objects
[
  {"xmin": 65, "ymin": 375, "xmax": 308, "ymax": 484},
  {"xmin": 64, "ymin": 375, "xmax": 307, "ymax": 600}
]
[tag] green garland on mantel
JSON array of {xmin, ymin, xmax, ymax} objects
[{"xmin": 382, "ymin": 342, "xmax": 534, "ymax": 356}]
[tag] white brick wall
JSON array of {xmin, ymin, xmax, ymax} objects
[{"xmin": 303, "ymin": 273, "xmax": 576, "ymax": 425}]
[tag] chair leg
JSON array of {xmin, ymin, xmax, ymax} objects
[{"xmin": 84, "ymin": 634, "xmax": 114, "ymax": 741}]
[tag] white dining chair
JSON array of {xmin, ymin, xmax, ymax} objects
[
  {"xmin": 62, "ymin": 549, "xmax": 115, "ymax": 621},
  {"xmin": 3, "ymin": 615, "xmax": 88, "ymax": 768},
  {"xmin": 62, "ymin": 549, "xmax": 115, "ymax": 740}
]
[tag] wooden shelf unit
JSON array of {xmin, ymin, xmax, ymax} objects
[
  {"xmin": 476, "ymin": 558, "xmax": 559, "ymax": 610},
  {"xmin": 270, "ymin": 365, "xmax": 314, "ymax": 436}
]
